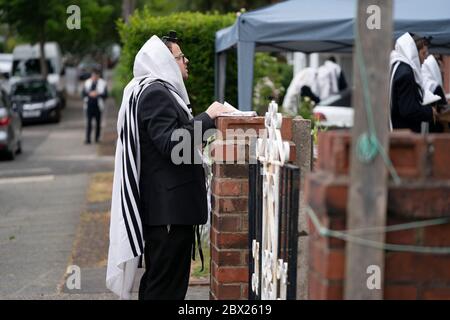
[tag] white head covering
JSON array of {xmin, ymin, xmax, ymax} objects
[
  {"xmin": 389, "ymin": 32, "xmax": 441, "ymax": 107},
  {"xmin": 390, "ymin": 32, "xmax": 424, "ymax": 88},
  {"xmin": 106, "ymin": 35, "xmax": 192, "ymax": 299},
  {"xmin": 422, "ymin": 54, "xmax": 443, "ymax": 93},
  {"xmin": 132, "ymin": 35, "xmax": 190, "ymax": 106}
]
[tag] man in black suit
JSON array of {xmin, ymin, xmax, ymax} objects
[
  {"xmin": 136, "ymin": 32, "xmax": 235, "ymax": 300},
  {"xmin": 390, "ymin": 33, "xmax": 440, "ymax": 133}
]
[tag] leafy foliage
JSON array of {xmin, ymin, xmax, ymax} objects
[
  {"xmin": 253, "ymin": 53, "xmax": 293, "ymax": 115},
  {"xmin": 0, "ymin": 0, "xmax": 119, "ymax": 56}
]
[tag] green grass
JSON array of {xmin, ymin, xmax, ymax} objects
[{"xmin": 191, "ymin": 240, "xmax": 210, "ymax": 279}]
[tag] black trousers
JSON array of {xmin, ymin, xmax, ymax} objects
[
  {"xmin": 139, "ymin": 225, "xmax": 194, "ymax": 300},
  {"xmin": 86, "ymin": 107, "xmax": 101, "ymax": 143}
]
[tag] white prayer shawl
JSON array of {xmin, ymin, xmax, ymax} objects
[
  {"xmin": 106, "ymin": 35, "xmax": 192, "ymax": 299},
  {"xmin": 282, "ymin": 67, "xmax": 319, "ymax": 114},
  {"xmin": 422, "ymin": 54, "xmax": 443, "ymax": 93},
  {"xmin": 83, "ymin": 78, "xmax": 107, "ymax": 112},
  {"xmin": 320, "ymin": 60, "xmax": 340, "ymax": 96},
  {"xmin": 316, "ymin": 64, "xmax": 338, "ymax": 101},
  {"xmin": 390, "ymin": 32, "xmax": 424, "ymax": 90}
]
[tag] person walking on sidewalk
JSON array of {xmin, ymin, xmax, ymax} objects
[
  {"xmin": 82, "ymin": 68, "xmax": 108, "ymax": 144},
  {"xmin": 106, "ymin": 31, "xmax": 236, "ymax": 300}
]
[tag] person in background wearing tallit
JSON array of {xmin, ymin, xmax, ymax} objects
[
  {"xmin": 282, "ymin": 57, "xmax": 347, "ymax": 115},
  {"xmin": 282, "ymin": 67, "xmax": 321, "ymax": 114},
  {"xmin": 389, "ymin": 32, "xmax": 442, "ymax": 133},
  {"xmin": 106, "ymin": 31, "xmax": 235, "ymax": 300},
  {"xmin": 82, "ymin": 68, "xmax": 108, "ymax": 144},
  {"xmin": 422, "ymin": 54, "xmax": 450, "ymax": 131},
  {"xmin": 321, "ymin": 56, "xmax": 348, "ymax": 93},
  {"xmin": 422, "ymin": 54, "xmax": 447, "ymax": 105}
]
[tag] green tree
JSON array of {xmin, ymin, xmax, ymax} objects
[
  {"xmin": 49, "ymin": 0, "xmax": 117, "ymax": 57},
  {"xmin": 178, "ymin": 0, "xmax": 281, "ymax": 13},
  {"xmin": 135, "ymin": 0, "xmax": 281, "ymax": 14},
  {"xmin": 0, "ymin": 0, "xmax": 120, "ymax": 75},
  {"xmin": 136, "ymin": 0, "xmax": 181, "ymax": 16},
  {"xmin": 0, "ymin": 0, "xmax": 65, "ymax": 77}
]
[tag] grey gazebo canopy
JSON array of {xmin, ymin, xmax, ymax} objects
[{"xmin": 215, "ymin": 0, "xmax": 450, "ymax": 111}]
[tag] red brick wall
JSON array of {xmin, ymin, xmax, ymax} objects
[
  {"xmin": 443, "ymin": 56, "xmax": 450, "ymax": 96},
  {"xmin": 209, "ymin": 116, "xmax": 295, "ymax": 300},
  {"xmin": 305, "ymin": 131, "xmax": 450, "ymax": 300}
]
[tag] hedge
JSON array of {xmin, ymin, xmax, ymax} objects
[{"xmin": 113, "ymin": 10, "xmax": 237, "ymax": 115}]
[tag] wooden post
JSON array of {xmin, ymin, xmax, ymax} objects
[{"xmin": 344, "ymin": 0, "xmax": 393, "ymax": 299}]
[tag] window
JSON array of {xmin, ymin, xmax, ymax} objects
[
  {"xmin": 12, "ymin": 81, "xmax": 53, "ymax": 97},
  {"xmin": 12, "ymin": 59, "xmax": 55, "ymax": 76}
]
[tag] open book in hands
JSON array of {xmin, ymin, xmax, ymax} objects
[{"xmin": 219, "ymin": 102, "xmax": 257, "ymax": 117}]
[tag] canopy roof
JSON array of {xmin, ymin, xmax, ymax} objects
[{"xmin": 216, "ymin": 0, "xmax": 450, "ymax": 54}]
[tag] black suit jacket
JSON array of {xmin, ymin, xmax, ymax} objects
[
  {"xmin": 137, "ymin": 82, "xmax": 215, "ymax": 226},
  {"xmin": 391, "ymin": 62, "xmax": 433, "ymax": 133}
]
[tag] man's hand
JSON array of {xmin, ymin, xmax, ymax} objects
[
  {"xmin": 89, "ymin": 90, "xmax": 98, "ymax": 98},
  {"xmin": 205, "ymin": 101, "xmax": 236, "ymax": 119}
]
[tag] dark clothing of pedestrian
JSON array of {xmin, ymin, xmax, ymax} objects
[
  {"xmin": 138, "ymin": 224, "xmax": 194, "ymax": 300},
  {"xmin": 82, "ymin": 80, "xmax": 108, "ymax": 143},
  {"xmin": 137, "ymin": 82, "xmax": 214, "ymax": 300},
  {"xmin": 391, "ymin": 62, "xmax": 435, "ymax": 133},
  {"xmin": 137, "ymin": 82, "xmax": 214, "ymax": 227}
]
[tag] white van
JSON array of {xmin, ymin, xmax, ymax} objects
[{"xmin": 11, "ymin": 42, "xmax": 65, "ymax": 106}]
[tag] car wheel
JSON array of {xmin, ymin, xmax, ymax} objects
[
  {"xmin": 5, "ymin": 148, "xmax": 15, "ymax": 161},
  {"xmin": 51, "ymin": 109, "xmax": 61, "ymax": 123}
]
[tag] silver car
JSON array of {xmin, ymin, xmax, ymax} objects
[{"xmin": 0, "ymin": 89, "xmax": 22, "ymax": 160}]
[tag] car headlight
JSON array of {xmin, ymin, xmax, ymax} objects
[{"xmin": 44, "ymin": 98, "xmax": 58, "ymax": 109}]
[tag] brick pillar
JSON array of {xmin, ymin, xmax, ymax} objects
[
  {"xmin": 443, "ymin": 56, "xmax": 450, "ymax": 96},
  {"xmin": 305, "ymin": 131, "xmax": 450, "ymax": 300},
  {"xmin": 209, "ymin": 116, "xmax": 299, "ymax": 300}
]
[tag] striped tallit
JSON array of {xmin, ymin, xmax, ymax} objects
[{"xmin": 106, "ymin": 35, "xmax": 192, "ymax": 299}]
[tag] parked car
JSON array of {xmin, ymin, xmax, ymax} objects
[
  {"xmin": 0, "ymin": 88, "xmax": 22, "ymax": 160},
  {"xmin": 11, "ymin": 42, "xmax": 66, "ymax": 108},
  {"xmin": 10, "ymin": 77, "xmax": 62, "ymax": 124},
  {"xmin": 313, "ymin": 88, "xmax": 354, "ymax": 128}
]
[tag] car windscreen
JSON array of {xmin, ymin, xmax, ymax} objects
[
  {"xmin": 12, "ymin": 59, "xmax": 55, "ymax": 77},
  {"xmin": 12, "ymin": 81, "xmax": 53, "ymax": 97}
]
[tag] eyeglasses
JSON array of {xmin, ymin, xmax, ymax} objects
[{"xmin": 174, "ymin": 53, "xmax": 187, "ymax": 63}]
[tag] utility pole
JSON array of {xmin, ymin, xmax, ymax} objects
[{"xmin": 345, "ymin": 0, "xmax": 393, "ymax": 299}]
